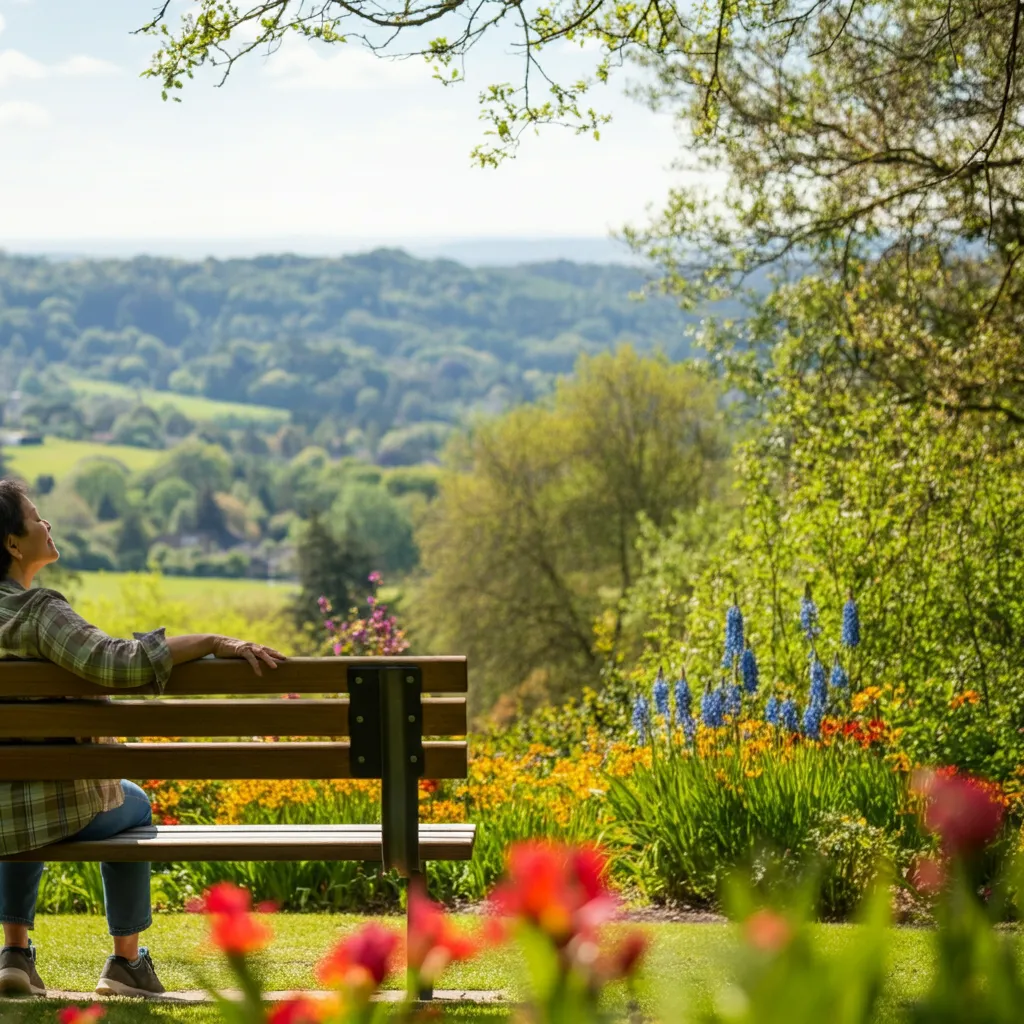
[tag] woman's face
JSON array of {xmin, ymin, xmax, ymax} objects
[{"xmin": 5, "ymin": 495, "xmax": 60, "ymax": 573}]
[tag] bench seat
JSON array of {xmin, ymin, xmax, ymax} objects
[{"xmin": 0, "ymin": 823, "xmax": 477, "ymax": 863}]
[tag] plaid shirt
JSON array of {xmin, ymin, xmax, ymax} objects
[{"xmin": 0, "ymin": 578, "xmax": 173, "ymax": 856}]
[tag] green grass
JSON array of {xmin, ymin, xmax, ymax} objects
[
  {"xmin": 67, "ymin": 378, "xmax": 289, "ymax": 429},
  {"xmin": 74, "ymin": 572, "xmax": 298, "ymax": 605},
  {"xmin": 0, "ymin": 915, "xmax": 943, "ymax": 1023},
  {"xmin": 7, "ymin": 438, "xmax": 163, "ymax": 482}
]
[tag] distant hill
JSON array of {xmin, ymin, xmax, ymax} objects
[
  {"xmin": 1, "ymin": 236, "xmax": 649, "ymax": 267},
  {"xmin": 0, "ymin": 247, "xmax": 708, "ymax": 464}
]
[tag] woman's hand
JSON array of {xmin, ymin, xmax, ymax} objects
[{"xmin": 211, "ymin": 636, "xmax": 288, "ymax": 676}]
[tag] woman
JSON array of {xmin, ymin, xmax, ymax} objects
[{"xmin": 0, "ymin": 478, "xmax": 286, "ymax": 998}]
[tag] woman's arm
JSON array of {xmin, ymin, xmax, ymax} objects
[
  {"xmin": 32, "ymin": 591, "xmax": 286, "ymax": 690},
  {"xmin": 168, "ymin": 634, "xmax": 286, "ymax": 677}
]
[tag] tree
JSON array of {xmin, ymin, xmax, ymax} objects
[
  {"xmin": 410, "ymin": 346, "xmax": 731, "ymax": 712},
  {"xmin": 291, "ymin": 512, "xmax": 373, "ymax": 631},
  {"xmin": 141, "ymin": 0, "xmax": 1024, "ymax": 427},
  {"xmin": 331, "ymin": 484, "xmax": 418, "ymax": 577}
]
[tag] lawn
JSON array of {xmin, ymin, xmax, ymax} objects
[
  {"xmin": 66, "ymin": 378, "xmax": 289, "ymax": 429},
  {"xmin": 1, "ymin": 915, "xmax": 940, "ymax": 1023},
  {"xmin": 7, "ymin": 438, "xmax": 164, "ymax": 482}
]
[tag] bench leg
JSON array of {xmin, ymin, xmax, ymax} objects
[{"xmin": 407, "ymin": 867, "xmax": 433, "ymax": 1002}]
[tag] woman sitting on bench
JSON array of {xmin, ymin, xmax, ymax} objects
[{"xmin": 0, "ymin": 477, "xmax": 286, "ymax": 998}]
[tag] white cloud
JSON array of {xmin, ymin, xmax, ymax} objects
[
  {"xmin": 56, "ymin": 55, "xmax": 120, "ymax": 78},
  {"xmin": 0, "ymin": 49, "xmax": 46, "ymax": 86},
  {"xmin": 0, "ymin": 14, "xmax": 6, "ymax": 37},
  {"xmin": 0, "ymin": 49, "xmax": 119, "ymax": 87},
  {"xmin": 0, "ymin": 99, "xmax": 49, "ymax": 125},
  {"xmin": 265, "ymin": 44, "xmax": 427, "ymax": 91}
]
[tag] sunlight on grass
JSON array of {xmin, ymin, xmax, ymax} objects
[{"xmin": 10, "ymin": 915, "xmax": 939, "ymax": 1023}]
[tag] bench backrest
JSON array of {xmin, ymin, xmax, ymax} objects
[{"xmin": 0, "ymin": 656, "xmax": 469, "ymax": 875}]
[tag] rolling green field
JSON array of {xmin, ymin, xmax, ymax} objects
[
  {"xmin": 7, "ymin": 437, "xmax": 165, "ymax": 481},
  {"xmin": 67, "ymin": 377, "xmax": 290, "ymax": 428},
  {"xmin": 73, "ymin": 571, "xmax": 298, "ymax": 603}
]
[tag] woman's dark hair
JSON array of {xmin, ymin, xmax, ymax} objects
[{"xmin": 0, "ymin": 478, "xmax": 28, "ymax": 579}]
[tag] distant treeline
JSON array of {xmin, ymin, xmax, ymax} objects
[{"xmin": 0, "ymin": 249, "xmax": 706, "ymax": 464}]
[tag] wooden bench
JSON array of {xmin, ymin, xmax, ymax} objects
[{"xmin": 0, "ymin": 655, "xmax": 474, "ymax": 998}]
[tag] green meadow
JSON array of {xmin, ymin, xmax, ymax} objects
[
  {"xmin": 8, "ymin": 437, "xmax": 165, "ymax": 482},
  {"xmin": 66, "ymin": 377, "xmax": 290, "ymax": 428}
]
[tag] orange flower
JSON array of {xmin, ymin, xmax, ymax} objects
[
  {"xmin": 57, "ymin": 1006, "xmax": 105, "ymax": 1024},
  {"xmin": 408, "ymin": 882, "xmax": 479, "ymax": 983},
  {"xmin": 950, "ymin": 690, "xmax": 980, "ymax": 710},
  {"xmin": 317, "ymin": 924, "xmax": 400, "ymax": 992}
]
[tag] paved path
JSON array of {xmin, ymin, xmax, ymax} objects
[{"xmin": 0, "ymin": 989, "xmax": 507, "ymax": 1004}]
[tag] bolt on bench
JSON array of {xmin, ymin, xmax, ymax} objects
[{"xmin": 0, "ymin": 655, "xmax": 474, "ymax": 998}]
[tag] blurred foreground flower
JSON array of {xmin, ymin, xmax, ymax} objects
[
  {"xmin": 57, "ymin": 1008, "xmax": 105, "ymax": 1024},
  {"xmin": 744, "ymin": 908, "xmax": 793, "ymax": 953},
  {"xmin": 408, "ymin": 881, "xmax": 479, "ymax": 984},
  {"xmin": 317, "ymin": 922, "xmax": 400, "ymax": 996},
  {"xmin": 187, "ymin": 881, "xmax": 273, "ymax": 956},
  {"xmin": 489, "ymin": 840, "xmax": 618, "ymax": 946},
  {"xmin": 913, "ymin": 768, "xmax": 1005, "ymax": 857}
]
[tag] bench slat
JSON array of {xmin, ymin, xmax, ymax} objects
[
  {"xmin": 0, "ymin": 741, "xmax": 468, "ymax": 780},
  {"xmin": 0, "ymin": 823, "xmax": 477, "ymax": 863},
  {"xmin": 0, "ymin": 697, "xmax": 467, "ymax": 738},
  {"xmin": 0, "ymin": 656, "xmax": 468, "ymax": 698}
]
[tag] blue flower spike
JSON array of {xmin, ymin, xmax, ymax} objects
[
  {"xmin": 765, "ymin": 694, "xmax": 781, "ymax": 727},
  {"xmin": 653, "ymin": 666, "xmax": 670, "ymax": 719},
  {"xmin": 780, "ymin": 697, "xmax": 800, "ymax": 733},
  {"xmin": 803, "ymin": 699, "xmax": 823, "ymax": 741},
  {"xmin": 674, "ymin": 670, "xmax": 693, "ymax": 725},
  {"xmin": 701, "ymin": 685, "xmax": 725, "ymax": 729},
  {"xmin": 842, "ymin": 593, "xmax": 861, "ymax": 649},
  {"xmin": 830, "ymin": 656, "xmax": 849, "ymax": 689},
  {"xmin": 723, "ymin": 599, "xmax": 744, "ymax": 668},
  {"xmin": 632, "ymin": 694, "xmax": 651, "ymax": 745},
  {"xmin": 800, "ymin": 583, "xmax": 821, "ymax": 641},
  {"xmin": 809, "ymin": 655, "xmax": 828, "ymax": 707},
  {"xmin": 724, "ymin": 682, "xmax": 742, "ymax": 718},
  {"xmin": 681, "ymin": 713, "xmax": 697, "ymax": 746},
  {"xmin": 740, "ymin": 645, "xmax": 759, "ymax": 694}
]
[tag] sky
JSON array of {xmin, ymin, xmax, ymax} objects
[{"xmin": 0, "ymin": 0, "xmax": 701, "ymax": 258}]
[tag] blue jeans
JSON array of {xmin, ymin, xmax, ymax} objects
[{"xmin": 0, "ymin": 780, "xmax": 152, "ymax": 937}]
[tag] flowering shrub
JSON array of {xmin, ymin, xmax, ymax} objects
[{"xmin": 318, "ymin": 573, "xmax": 408, "ymax": 657}]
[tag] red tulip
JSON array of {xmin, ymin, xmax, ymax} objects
[
  {"xmin": 489, "ymin": 841, "xmax": 619, "ymax": 945},
  {"xmin": 57, "ymin": 1006, "xmax": 105, "ymax": 1024},
  {"xmin": 596, "ymin": 929, "xmax": 649, "ymax": 982},
  {"xmin": 914, "ymin": 768, "xmax": 1005, "ymax": 856},
  {"xmin": 408, "ymin": 882, "xmax": 479, "ymax": 982},
  {"xmin": 910, "ymin": 856, "xmax": 946, "ymax": 895},
  {"xmin": 266, "ymin": 996, "xmax": 328, "ymax": 1024},
  {"xmin": 188, "ymin": 882, "xmax": 274, "ymax": 956},
  {"xmin": 744, "ymin": 909, "xmax": 793, "ymax": 953},
  {"xmin": 317, "ymin": 923, "xmax": 400, "ymax": 991}
]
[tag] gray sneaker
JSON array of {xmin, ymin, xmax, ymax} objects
[
  {"xmin": 94, "ymin": 948, "xmax": 166, "ymax": 998},
  {"xmin": 0, "ymin": 941, "xmax": 46, "ymax": 996}
]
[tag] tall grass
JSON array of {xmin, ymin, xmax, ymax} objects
[{"xmin": 604, "ymin": 738, "xmax": 921, "ymax": 913}]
